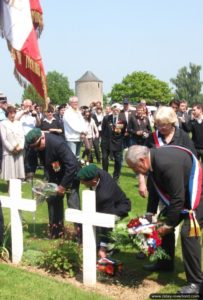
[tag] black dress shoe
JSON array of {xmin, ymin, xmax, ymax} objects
[
  {"xmin": 143, "ymin": 262, "xmax": 174, "ymax": 272},
  {"xmin": 177, "ymin": 283, "xmax": 200, "ymax": 294}
]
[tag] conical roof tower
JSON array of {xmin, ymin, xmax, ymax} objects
[{"xmin": 75, "ymin": 71, "xmax": 103, "ymax": 107}]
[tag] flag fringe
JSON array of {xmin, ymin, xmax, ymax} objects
[{"xmin": 31, "ymin": 11, "xmax": 44, "ymax": 37}]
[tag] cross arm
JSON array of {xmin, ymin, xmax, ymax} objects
[
  {"xmin": 65, "ymin": 208, "xmax": 115, "ymax": 228},
  {"xmin": 1, "ymin": 196, "xmax": 36, "ymax": 212}
]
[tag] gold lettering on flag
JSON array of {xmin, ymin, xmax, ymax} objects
[{"xmin": 26, "ymin": 56, "xmax": 41, "ymax": 76}]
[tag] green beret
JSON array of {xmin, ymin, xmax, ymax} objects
[
  {"xmin": 25, "ymin": 128, "xmax": 42, "ymax": 145},
  {"xmin": 77, "ymin": 164, "xmax": 99, "ymax": 181}
]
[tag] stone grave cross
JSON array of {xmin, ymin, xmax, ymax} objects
[
  {"xmin": 1, "ymin": 179, "xmax": 36, "ymax": 263},
  {"xmin": 65, "ymin": 190, "xmax": 115, "ymax": 286}
]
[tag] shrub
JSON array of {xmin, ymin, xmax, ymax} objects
[
  {"xmin": 22, "ymin": 249, "xmax": 44, "ymax": 266},
  {"xmin": 0, "ymin": 223, "xmax": 11, "ymax": 262},
  {"xmin": 37, "ymin": 240, "xmax": 82, "ymax": 277}
]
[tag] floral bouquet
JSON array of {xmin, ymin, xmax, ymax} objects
[
  {"xmin": 97, "ymin": 257, "xmax": 123, "ymax": 276},
  {"xmin": 114, "ymin": 120, "xmax": 124, "ymax": 134},
  {"xmin": 32, "ymin": 180, "xmax": 58, "ymax": 204},
  {"xmin": 111, "ymin": 216, "xmax": 170, "ymax": 262}
]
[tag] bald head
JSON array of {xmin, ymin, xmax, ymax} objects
[
  {"xmin": 125, "ymin": 145, "xmax": 150, "ymax": 175},
  {"xmin": 23, "ymin": 99, "xmax": 32, "ymax": 109}
]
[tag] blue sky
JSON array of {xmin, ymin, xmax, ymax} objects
[{"xmin": 1, "ymin": 0, "xmax": 203, "ymax": 104}]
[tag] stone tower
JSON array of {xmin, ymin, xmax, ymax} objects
[{"xmin": 75, "ymin": 71, "xmax": 103, "ymax": 107}]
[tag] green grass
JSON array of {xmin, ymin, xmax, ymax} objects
[
  {"xmin": 0, "ymin": 263, "xmax": 112, "ymax": 300},
  {"xmin": 0, "ymin": 162, "xmax": 190, "ymax": 298}
]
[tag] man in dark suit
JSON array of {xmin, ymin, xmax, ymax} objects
[
  {"xmin": 127, "ymin": 104, "xmax": 152, "ymax": 146},
  {"xmin": 120, "ymin": 98, "xmax": 134, "ymax": 149},
  {"xmin": 126, "ymin": 145, "xmax": 203, "ymax": 294},
  {"xmin": 25, "ymin": 128, "xmax": 80, "ymax": 238},
  {"xmin": 182, "ymin": 103, "xmax": 203, "ymax": 162},
  {"xmin": 77, "ymin": 164, "xmax": 131, "ymax": 258},
  {"xmin": 101, "ymin": 104, "xmax": 127, "ymax": 181}
]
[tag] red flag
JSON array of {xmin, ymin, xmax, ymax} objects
[
  {"xmin": 29, "ymin": 0, "xmax": 44, "ymax": 36},
  {"xmin": 0, "ymin": 0, "xmax": 47, "ymax": 107}
]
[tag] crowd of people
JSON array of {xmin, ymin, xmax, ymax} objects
[{"xmin": 0, "ymin": 91, "xmax": 203, "ymax": 295}]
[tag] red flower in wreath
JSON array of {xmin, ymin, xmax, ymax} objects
[
  {"xmin": 51, "ymin": 161, "xmax": 61, "ymax": 172},
  {"xmin": 148, "ymin": 247, "xmax": 155, "ymax": 255},
  {"xmin": 127, "ymin": 218, "xmax": 141, "ymax": 228}
]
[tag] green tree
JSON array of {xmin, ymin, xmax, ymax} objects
[
  {"xmin": 103, "ymin": 93, "xmax": 110, "ymax": 107},
  {"xmin": 22, "ymin": 84, "xmax": 44, "ymax": 104},
  {"xmin": 46, "ymin": 71, "xmax": 74, "ymax": 104},
  {"xmin": 22, "ymin": 71, "xmax": 74, "ymax": 105},
  {"xmin": 109, "ymin": 71, "xmax": 172, "ymax": 105},
  {"xmin": 170, "ymin": 63, "xmax": 203, "ymax": 105}
]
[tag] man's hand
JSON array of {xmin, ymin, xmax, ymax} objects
[
  {"xmin": 98, "ymin": 246, "xmax": 107, "ymax": 258},
  {"xmin": 178, "ymin": 116, "xmax": 185, "ymax": 123},
  {"xmin": 138, "ymin": 182, "xmax": 148, "ymax": 198},
  {"xmin": 136, "ymin": 130, "xmax": 143, "ymax": 136},
  {"xmin": 157, "ymin": 225, "xmax": 173, "ymax": 237},
  {"xmin": 80, "ymin": 132, "xmax": 86, "ymax": 141},
  {"xmin": 56, "ymin": 185, "xmax": 66, "ymax": 195},
  {"xmin": 138, "ymin": 174, "xmax": 148, "ymax": 198},
  {"xmin": 15, "ymin": 145, "xmax": 22, "ymax": 152}
]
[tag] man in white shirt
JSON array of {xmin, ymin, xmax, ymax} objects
[{"xmin": 63, "ymin": 96, "xmax": 86, "ymax": 160}]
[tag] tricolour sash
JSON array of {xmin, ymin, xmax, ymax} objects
[
  {"xmin": 151, "ymin": 145, "xmax": 202, "ymax": 236},
  {"xmin": 152, "ymin": 130, "xmax": 164, "ymax": 148}
]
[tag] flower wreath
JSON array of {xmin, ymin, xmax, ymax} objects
[{"xmin": 111, "ymin": 216, "xmax": 170, "ymax": 262}]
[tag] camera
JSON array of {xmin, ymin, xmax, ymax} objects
[{"xmin": 31, "ymin": 110, "xmax": 37, "ymax": 117}]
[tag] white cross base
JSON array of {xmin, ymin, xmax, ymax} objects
[
  {"xmin": 65, "ymin": 190, "xmax": 115, "ymax": 286},
  {"xmin": 1, "ymin": 179, "xmax": 36, "ymax": 264}
]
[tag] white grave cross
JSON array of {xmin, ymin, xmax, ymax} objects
[
  {"xmin": 65, "ymin": 190, "xmax": 115, "ymax": 286},
  {"xmin": 1, "ymin": 179, "xmax": 36, "ymax": 263}
]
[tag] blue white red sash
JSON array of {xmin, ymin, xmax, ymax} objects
[{"xmin": 152, "ymin": 130, "xmax": 164, "ymax": 148}]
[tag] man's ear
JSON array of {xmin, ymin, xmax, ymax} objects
[
  {"xmin": 92, "ymin": 178, "xmax": 98, "ymax": 184},
  {"xmin": 139, "ymin": 157, "xmax": 145, "ymax": 164}
]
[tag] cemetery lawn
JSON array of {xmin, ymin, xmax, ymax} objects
[
  {"xmin": 0, "ymin": 162, "xmax": 194, "ymax": 299},
  {"xmin": 0, "ymin": 263, "xmax": 112, "ymax": 300}
]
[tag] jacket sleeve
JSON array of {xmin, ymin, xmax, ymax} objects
[
  {"xmin": 181, "ymin": 120, "xmax": 192, "ymax": 133},
  {"xmin": 57, "ymin": 142, "xmax": 79, "ymax": 187}
]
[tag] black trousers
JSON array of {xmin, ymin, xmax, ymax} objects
[
  {"xmin": 47, "ymin": 195, "xmax": 64, "ymax": 238},
  {"xmin": 159, "ymin": 218, "xmax": 203, "ymax": 284},
  {"xmin": 101, "ymin": 147, "xmax": 122, "ymax": 180},
  {"xmin": 101, "ymin": 147, "xmax": 109, "ymax": 172},
  {"xmin": 181, "ymin": 219, "xmax": 203, "ymax": 283},
  {"xmin": 92, "ymin": 137, "xmax": 101, "ymax": 163}
]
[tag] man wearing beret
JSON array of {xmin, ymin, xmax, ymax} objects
[
  {"xmin": 77, "ymin": 164, "xmax": 131, "ymax": 257},
  {"xmin": 26, "ymin": 128, "xmax": 80, "ymax": 238}
]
